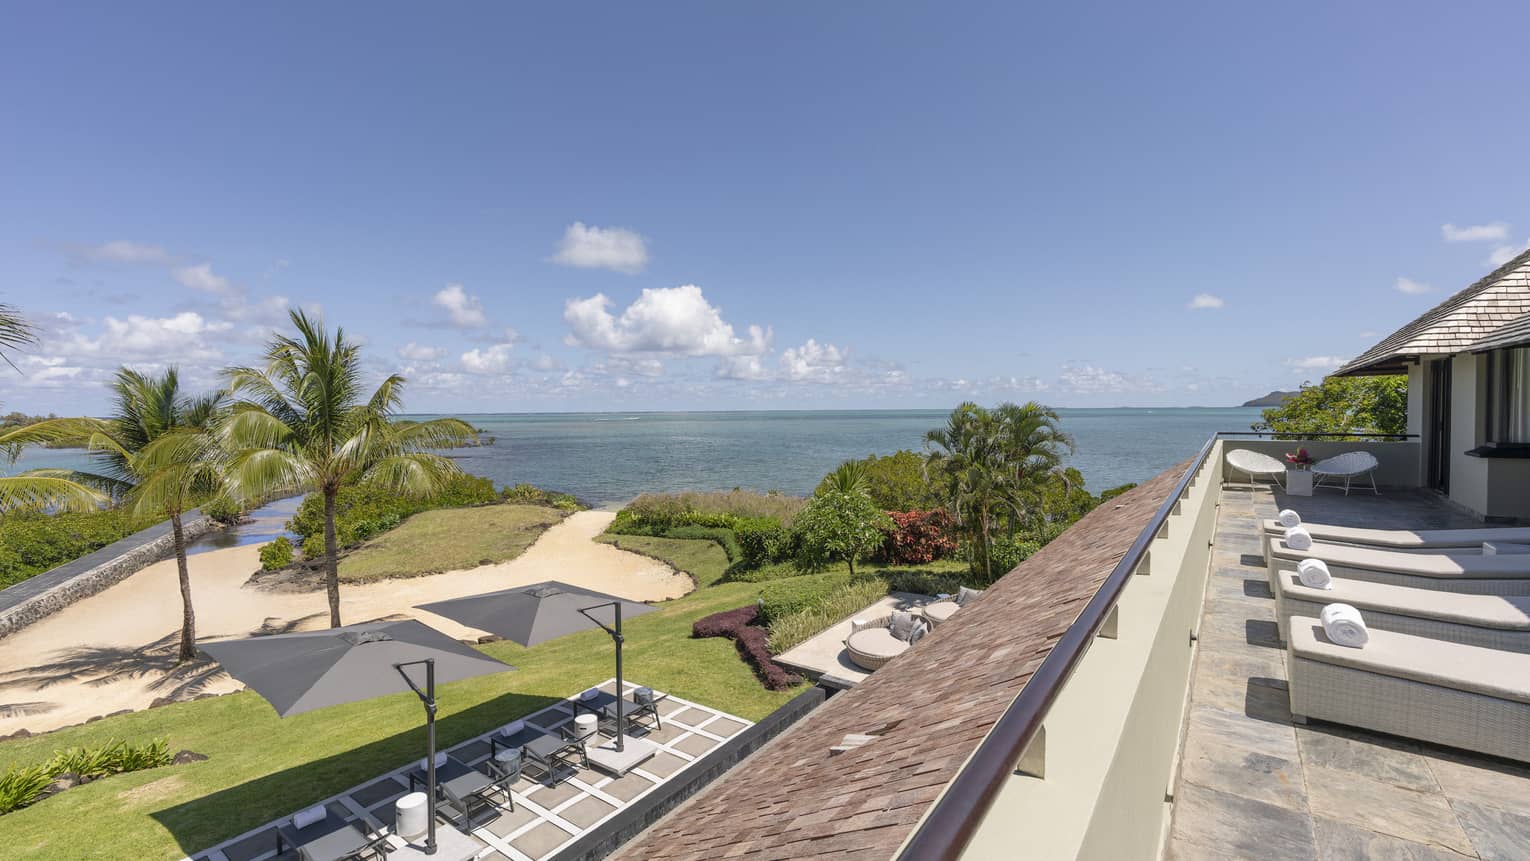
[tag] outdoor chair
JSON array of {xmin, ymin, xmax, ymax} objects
[
  {"xmin": 1266, "ymin": 538, "xmax": 1530, "ymax": 595},
  {"xmin": 1257, "ymin": 519, "xmax": 1530, "ymax": 561},
  {"xmin": 920, "ymin": 586, "xmax": 984, "ymax": 626},
  {"xmin": 1225, "ymin": 449, "xmax": 1286, "ymax": 490},
  {"xmin": 1311, "ymin": 450, "xmax": 1380, "ymax": 495},
  {"xmin": 275, "ymin": 801, "xmax": 390, "ymax": 861},
  {"xmin": 405, "ymin": 753, "xmax": 501, "ymax": 831},
  {"xmin": 1272, "ymin": 569, "xmax": 1530, "ymax": 652},
  {"xmin": 580, "ymin": 687, "xmax": 667, "ymax": 737},
  {"xmin": 844, "ymin": 611, "xmax": 927, "ymax": 671},
  {"xmin": 491, "ymin": 724, "xmax": 589, "ymax": 787}
]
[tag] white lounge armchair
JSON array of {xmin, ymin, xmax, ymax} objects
[
  {"xmin": 1312, "ymin": 451, "xmax": 1380, "ymax": 495},
  {"xmin": 1225, "ymin": 449, "xmax": 1285, "ymax": 489}
]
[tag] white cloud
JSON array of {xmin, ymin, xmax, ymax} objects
[
  {"xmin": 1056, "ymin": 364, "xmax": 1162, "ymax": 394},
  {"xmin": 433, "ymin": 284, "xmax": 487, "ymax": 327},
  {"xmin": 1285, "ymin": 355, "xmax": 1348, "ymax": 371},
  {"xmin": 460, "ymin": 343, "xmax": 514, "ymax": 374},
  {"xmin": 1487, "ymin": 240, "xmax": 1530, "ymax": 268},
  {"xmin": 1395, "ymin": 277, "xmax": 1431, "ymax": 295},
  {"xmin": 550, "ymin": 222, "xmax": 648, "ymax": 274},
  {"xmin": 399, "ymin": 342, "xmax": 445, "ymax": 362},
  {"xmin": 1359, "ymin": 330, "xmax": 1379, "ymax": 338},
  {"xmin": 1442, "ymin": 222, "xmax": 1509, "ymax": 242},
  {"xmin": 531, "ymin": 354, "xmax": 560, "ymax": 372},
  {"xmin": 172, "ymin": 262, "xmax": 236, "ymax": 296},
  {"xmin": 1187, "ymin": 293, "xmax": 1224, "ymax": 310},
  {"xmin": 716, "ymin": 355, "xmax": 771, "ymax": 381},
  {"xmin": 87, "ymin": 240, "xmax": 172, "ymax": 264},
  {"xmin": 779, "ymin": 339, "xmax": 848, "ymax": 383},
  {"xmin": 563, "ymin": 285, "xmax": 770, "ymax": 356}
]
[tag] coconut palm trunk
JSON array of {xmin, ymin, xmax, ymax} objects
[
  {"xmin": 322, "ymin": 485, "xmax": 342, "ymax": 627},
  {"xmin": 171, "ymin": 511, "xmax": 197, "ymax": 662}
]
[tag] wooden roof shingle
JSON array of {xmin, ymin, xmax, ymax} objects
[{"xmin": 613, "ymin": 459, "xmax": 1191, "ymax": 860}]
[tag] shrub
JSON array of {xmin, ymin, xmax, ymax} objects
[
  {"xmin": 199, "ymin": 496, "xmax": 244, "ymax": 526},
  {"xmin": 502, "ymin": 484, "xmax": 587, "ymax": 511},
  {"xmin": 665, "ymin": 525, "xmax": 743, "ymax": 562},
  {"xmin": 882, "ymin": 568, "xmax": 979, "ymax": 597},
  {"xmin": 691, "ymin": 605, "xmax": 800, "ymax": 691},
  {"xmin": 766, "ymin": 578, "xmax": 891, "ymax": 654},
  {"xmin": 0, "ymin": 508, "xmax": 162, "ymax": 588},
  {"xmin": 734, "ymin": 517, "xmax": 795, "ymax": 567},
  {"xmin": 791, "ymin": 490, "xmax": 894, "ymax": 577},
  {"xmin": 814, "ymin": 449, "xmax": 945, "ymax": 511},
  {"xmin": 882, "ymin": 509, "xmax": 958, "ymax": 564},
  {"xmin": 0, "ymin": 738, "xmax": 174, "ymax": 816},
  {"xmin": 0, "ymin": 763, "xmax": 53, "ymax": 815},
  {"xmin": 758, "ymin": 570, "xmax": 868, "ymax": 624},
  {"xmin": 289, "ymin": 473, "xmax": 501, "ymax": 556},
  {"xmin": 612, "ymin": 490, "xmax": 807, "ymax": 534},
  {"xmin": 259, "ymin": 536, "xmax": 295, "ymax": 570},
  {"xmin": 987, "ymin": 536, "xmax": 1042, "ymax": 576},
  {"xmin": 1098, "ymin": 483, "xmax": 1136, "ymax": 502}
]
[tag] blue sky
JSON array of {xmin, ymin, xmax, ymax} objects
[{"xmin": 3, "ymin": 2, "xmax": 1529, "ymax": 414}]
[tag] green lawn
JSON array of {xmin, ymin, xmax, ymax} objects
[
  {"xmin": 595, "ymin": 533, "xmax": 732, "ymax": 587},
  {"xmin": 338, "ymin": 504, "xmax": 566, "ymax": 582},
  {"xmin": 0, "ymin": 573, "xmax": 798, "ymax": 859}
]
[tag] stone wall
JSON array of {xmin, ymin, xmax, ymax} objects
[{"xmin": 0, "ymin": 510, "xmax": 217, "ymax": 640}]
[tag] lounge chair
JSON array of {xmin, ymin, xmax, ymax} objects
[
  {"xmin": 1259, "ymin": 520, "xmax": 1530, "ymax": 560},
  {"xmin": 1266, "ymin": 539, "xmax": 1530, "ymax": 595},
  {"xmin": 275, "ymin": 801, "xmax": 390, "ymax": 861},
  {"xmin": 1311, "ymin": 451, "xmax": 1380, "ymax": 495},
  {"xmin": 1273, "ymin": 570, "xmax": 1530, "ymax": 652},
  {"xmin": 1225, "ymin": 449, "xmax": 1286, "ymax": 489},
  {"xmin": 405, "ymin": 754, "xmax": 501, "ymax": 830},
  {"xmin": 920, "ymin": 586, "xmax": 984, "ymax": 626},
  {"xmin": 575, "ymin": 687, "xmax": 667, "ymax": 736},
  {"xmin": 491, "ymin": 723, "xmax": 588, "ymax": 787},
  {"xmin": 1287, "ymin": 615, "xmax": 1530, "ymax": 763},
  {"xmin": 845, "ymin": 611, "xmax": 927, "ymax": 671}
]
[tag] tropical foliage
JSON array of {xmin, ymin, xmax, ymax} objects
[
  {"xmin": 813, "ymin": 449, "xmax": 943, "ymax": 510},
  {"xmin": 792, "ymin": 487, "xmax": 894, "ymax": 577},
  {"xmin": 286, "ymin": 473, "xmax": 499, "ymax": 557},
  {"xmin": 1252, "ymin": 375, "xmax": 1407, "ymax": 438},
  {"xmin": 924, "ymin": 401, "xmax": 1075, "ymax": 582},
  {"xmin": 0, "ymin": 302, "xmax": 35, "ymax": 373},
  {"xmin": 0, "ymin": 738, "xmax": 172, "ymax": 815},
  {"xmin": 220, "ymin": 309, "xmax": 475, "ymax": 627}
]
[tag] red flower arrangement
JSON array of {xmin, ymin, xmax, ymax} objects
[{"xmin": 1285, "ymin": 448, "xmax": 1314, "ymax": 468}]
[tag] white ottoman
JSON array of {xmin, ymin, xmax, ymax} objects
[
  {"xmin": 574, "ymin": 713, "xmax": 599, "ymax": 741},
  {"xmin": 395, "ymin": 791, "xmax": 429, "ymax": 840}
]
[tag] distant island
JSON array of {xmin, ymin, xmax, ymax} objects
[{"xmin": 1241, "ymin": 390, "xmax": 1298, "ymax": 407}]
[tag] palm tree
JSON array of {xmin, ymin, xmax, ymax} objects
[
  {"xmin": 924, "ymin": 401, "xmax": 1074, "ymax": 581},
  {"xmin": 0, "ymin": 302, "xmax": 36, "ymax": 373},
  {"xmin": 821, "ymin": 459, "xmax": 870, "ymax": 497},
  {"xmin": 220, "ymin": 309, "xmax": 475, "ymax": 627},
  {"xmin": 16, "ymin": 368, "xmax": 227, "ymax": 661}
]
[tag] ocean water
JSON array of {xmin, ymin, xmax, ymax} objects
[{"xmin": 8, "ymin": 408, "xmax": 1263, "ymax": 508}]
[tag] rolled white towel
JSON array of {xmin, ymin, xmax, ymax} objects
[
  {"xmin": 1285, "ymin": 525, "xmax": 1313, "ymax": 551},
  {"xmin": 293, "ymin": 804, "xmax": 327, "ymax": 830},
  {"xmin": 1277, "ymin": 509, "xmax": 1301, "ymax": 528},
  {"xmin": 1297, "ymin": 558, "xmax": 1332, "ymax": 589},
  {"xmin": 1320, "ymin": 603, "xmax": 1368, "ymax": 648}
]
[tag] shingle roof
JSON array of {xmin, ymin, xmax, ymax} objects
[
  {"xmin": 1333, "ymin": 247, "xmax": 1530, "ymax": 376},
  {"xmin": 1470, "ymin": 311, "xmax": 1530, "ymax": 353},
  {"xmin": 613, "ymin": 460, "xmax": 1190, "ymax": 861}
]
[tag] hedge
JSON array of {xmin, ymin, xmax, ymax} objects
[{"xmin": 690, "ymin": 605, "xmax": 801, "ymax": 691}]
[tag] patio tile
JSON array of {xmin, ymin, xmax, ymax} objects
[
  {"xmin": 1179, "ymin": 733, "xmax": 1306, "ymax": 811},
  {"xmin": 351, "ymin": 776, "xmax": 408, "ymax": 809},
  {"xmin": 1450, "ymin": 798, "xmax": 1530, "ymax": 860},
  {"xmin": 1304, "ymin": 764, "xmax": 1472, "ymax": 854},
  {"xmin": 655, "ymin": 698, "xmax": 686, "ymax": 717},
  {"xmin": 1296, "ymin": 725, "xmax": 1437, "ymax": 793},
  {"xmin": 668, "ymin": 706, "xmax": 710, "ymax": 726},
  {"xmin": 483, "ymin": 803, "xmax": 539, "ymax": 838},
  {"xmin": 640, "ymin": 751, "xmax": 689, "ymax": 778},
  {"xmin": 1427, "ymin": 750, "xmax": 1530, "ymax": 812},
  {"xmin": 672, "ymin": 732, "xmax": 719, "ymax": 757},
  {"xmin": 1185, "ymin": 702, "xmax": 1299, "ymax": 761},
  {"xmin": 1312, "ymin": 817, "xmax": 1471, "ymax": 860},
  {"xmin": 452, "ymin": 739, "xmax": 492, "ymax": 764},
  {"xmin": 599, "ymin": 770, "xmax": 659, "ymax": 802},
  {"xmin": 643, "ymin": 722, "xmax": 689, "ymax": 744},
  {"xmin": 509, "ymin": 821, "xmax": 577, "ymax": 860},
  {"xmin": 525, "ymin": 780, "xmax": 581, "ymax": 810},
  {"xmin": 220, "ymin": 827, "xmax": 278, "ymax": 861},
  {"xmin": 557, "ymin": 795, "xmax": 619, "ymax": 829},
  {"xmin": 705, "ymin": 716, "xmax": 748, "ymax": 738},
  {"xmin": 1169, "ymin": 781, "xmax": 1315, "ymax": 860}
]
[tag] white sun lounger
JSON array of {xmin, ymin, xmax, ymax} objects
[
  {"xmin": 1287, "ymin": 616, "xmax": 1530, "ymax": 763},
  {"xmin": 1267, "ymin": 540, "xmax": 1530, "ymax": 595},
  {"xmin": 1273, "ymin": 571, "xmax": 1530, "ymax": 652},
  {"xmin": 1259, "ymin": 520, "xmax": 1530, "ymax": 560}
]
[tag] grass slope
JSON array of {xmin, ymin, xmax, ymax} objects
[
  {"xmin": 338, "ymin": 504, "xmax": 565, "ymax": 582},
  {"xmin": 595, "ymin": 533, "xmax": 731, "ymax": 587}
]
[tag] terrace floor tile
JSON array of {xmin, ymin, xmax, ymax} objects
[{"xmin": 509, "ymin": 820, "xmax": 577, "ymax": 860}]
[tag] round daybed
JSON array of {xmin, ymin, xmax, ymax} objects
[{"xmin": 845, "ymin": 612, "xmax": 927, "ymax": 671}]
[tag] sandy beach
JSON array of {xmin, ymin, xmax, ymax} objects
[{"xmin": 0, "ymin": 511, "xmax": 691, "ymax": 736}]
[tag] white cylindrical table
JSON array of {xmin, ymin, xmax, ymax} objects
[
  {"xmin": 574, "ymin": 713, "xmax": 599, "ymax": 741},
  {"xmin": 395, "ymin": 791, "xmax": 429, "ymax": 840}
]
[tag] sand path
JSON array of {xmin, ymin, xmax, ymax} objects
[{"xmin": 0, "ymin": 511, "xmax": 691, "ymax": 737}]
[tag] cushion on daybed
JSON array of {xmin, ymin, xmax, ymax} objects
[
  {"xmin": 848, "ymin": 628, "xmax": 908, "ymax": 662},
  {"xmin": 1288, "ymin": 616, "xmax": 1530, "ymax": 705},
  {"xmin": 923, "ymin": 601, "xmax": 959, "ymax": 623},
  {"xmin": 1280, "ymin": 574, "xmax": 1530, "ymax": 631},
  {"xmin": 1262, "ymin": 521, "xmax": 1530, "ymax": 549},
  {"xmin": 1271, "ymin": 541, "xmax": 1530, "ymax": 579}
]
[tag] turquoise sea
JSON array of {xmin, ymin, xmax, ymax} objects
[{"xmin": 10, "ymin": 408, "xmax": 1263, "ymax": 508}]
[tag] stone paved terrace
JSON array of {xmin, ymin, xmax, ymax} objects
[
  {"xmin": 1167, "ymin": 485, "xmax": 1530, "ymax": 859},
  {"xmin": 191, "ymin": 680, "xmax": 751, "ymax": 861}
]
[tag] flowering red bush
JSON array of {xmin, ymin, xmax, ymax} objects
[
  {"xmin": 883, "ymin": 509, "xmax": 958, "ymax": 564},
  {"xmin": 691, "ymin": 605, "xmax": 801, "ymax": 691}
]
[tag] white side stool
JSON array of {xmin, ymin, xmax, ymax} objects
[
  {"xmin": 574, "ymin": 713, "xmax": 599, "ymax": 741},
  {"xmin": 395, "ymin": 791, "xmax": 428, "ymax": 841}
]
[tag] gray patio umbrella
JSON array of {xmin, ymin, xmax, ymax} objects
[
  {"xmin": 417, "ymin": 582, "xmax": 655, "ymax": 750},
  {"xmin": 200, "ymin": 619, "xmax": 513, "ymax": 855}
]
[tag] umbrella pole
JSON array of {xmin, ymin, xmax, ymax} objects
[
  {"xmin": 614, "ymin": 603, "xmax": 624, "ymax": 753},
  {"xmin": 396, "ymin": 658, "xmax": 439, "ymax": 855}
]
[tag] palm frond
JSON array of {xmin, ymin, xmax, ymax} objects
[{"xmin": 0, "ymin": 473, "xmax": 107, "ymax": 514}]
